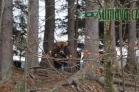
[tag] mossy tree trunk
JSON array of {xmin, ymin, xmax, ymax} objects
[
  {"xmin": 104, "ymin": 21, "xmax": 115, "ymax": 92},
  {"xmin": 103, "ymin": 0, "xmax": 115, "ymax": 92}
]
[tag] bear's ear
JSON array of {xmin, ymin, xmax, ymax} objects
[
  {"xmin": 64, "ymin": 42, "xmax": 68, "ymax": 46},
  {"xmin": 55, "ymin": 42, "xmax": 61, "ymax": 48}
]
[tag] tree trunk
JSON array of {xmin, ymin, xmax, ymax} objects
[
  {"xmin": 103, "ymin": 0, "xmax": 115, "ymax": 92},
  {"xmin": 27, "ymin": 0, "xmax": 39, "ymax": 68},
  {"xmin": 126, "ymin": 1, "xmax": 137, "ymax": 73},
  {"xmin": 0, "ymin": 0, "xmax": 13, "ymax": 81},
  {"xmin": 74, "ymin": 0, "xmax": 79, "ymax": 57},
  {"xmin": 41, "ymin": 0, "xmax": 55, "ymax": 68},
  {"xmin": 68, "ymin": 0, "xmax": 75, "ymax": 57},
  {"xmin": 84, "ymin": 0, "xmax": 99, "ymax": 79},
  {"xmin": 109, "ymin": 0, "xmax": 117, "ymax": 70},
  {"xmin": 67, "ymin": 0, "xmax": 77, "ymax": 72}
]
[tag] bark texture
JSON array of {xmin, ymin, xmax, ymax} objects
[
  {"xmin": 103, "ymin": 0, "xmax": 115, "ymax": 92},
  {"xmin": 68, "ymin": 0, "xmax": 75, "ymax": 57},
  {"xmin": 0, "ymin": 0, "xmax": 13, "ymax": 81},
  {"xmin": 127, "ymin": 1, "xmax": 137, "ymax": 73},
  {"xmin": 41, "ymin": 0, "xmax": 55, "ymax": 68},
  {"xmin": 84, "ymin": 0, "xmax": 99, "ymax": 79},
  {"xmin": 27, "ymin": 0, "xmax": 39, "ymax": 67}
]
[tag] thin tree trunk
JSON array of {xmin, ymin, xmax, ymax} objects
[
  {"xmin": 0, "ymin": 0, "xmax": 13, "ymax": 81},
  {"xmin": 0, "ymin": 0, "xmax": 3, "ymax": 81},
  {"xmin": 119, "ymin": 20, "xmax": 125, "ymax": 92},
  {"xmin": 68, "ymin": 0, "xmax": 75, "ymax": 57},
  {"xmin": 74, "ymin": 0, "xmax": 79, "ymax": 57},
  {"xmin": 110, "ymin": 0, "xmax": 117, "ymax": 70},
  {"xmin": 67, "ymin": 0, "xmax": 77, "ymax": 72}
]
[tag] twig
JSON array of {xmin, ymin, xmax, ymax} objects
[
  {"xmin": 125, "ymin": 0, "xmax": 137, "ymax": 6},
  {"xmin": 96, "ymin": 0, "xmax": 103, "ymax": 8},
  {"xmin": 116, "ymin": 0, "xmax": 122, "ymax": 7},
  {"xmin": 28, "ymin": 73, "xmax": 39, "ymax": 91},
  {"xmin": 77, "ymin": 86, "xmax": 82, "ymax": 92}
]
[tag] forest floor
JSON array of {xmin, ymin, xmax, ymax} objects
[{"xmin": 0, "ymin": 68, "xmax": 138, "ymax": 92}]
